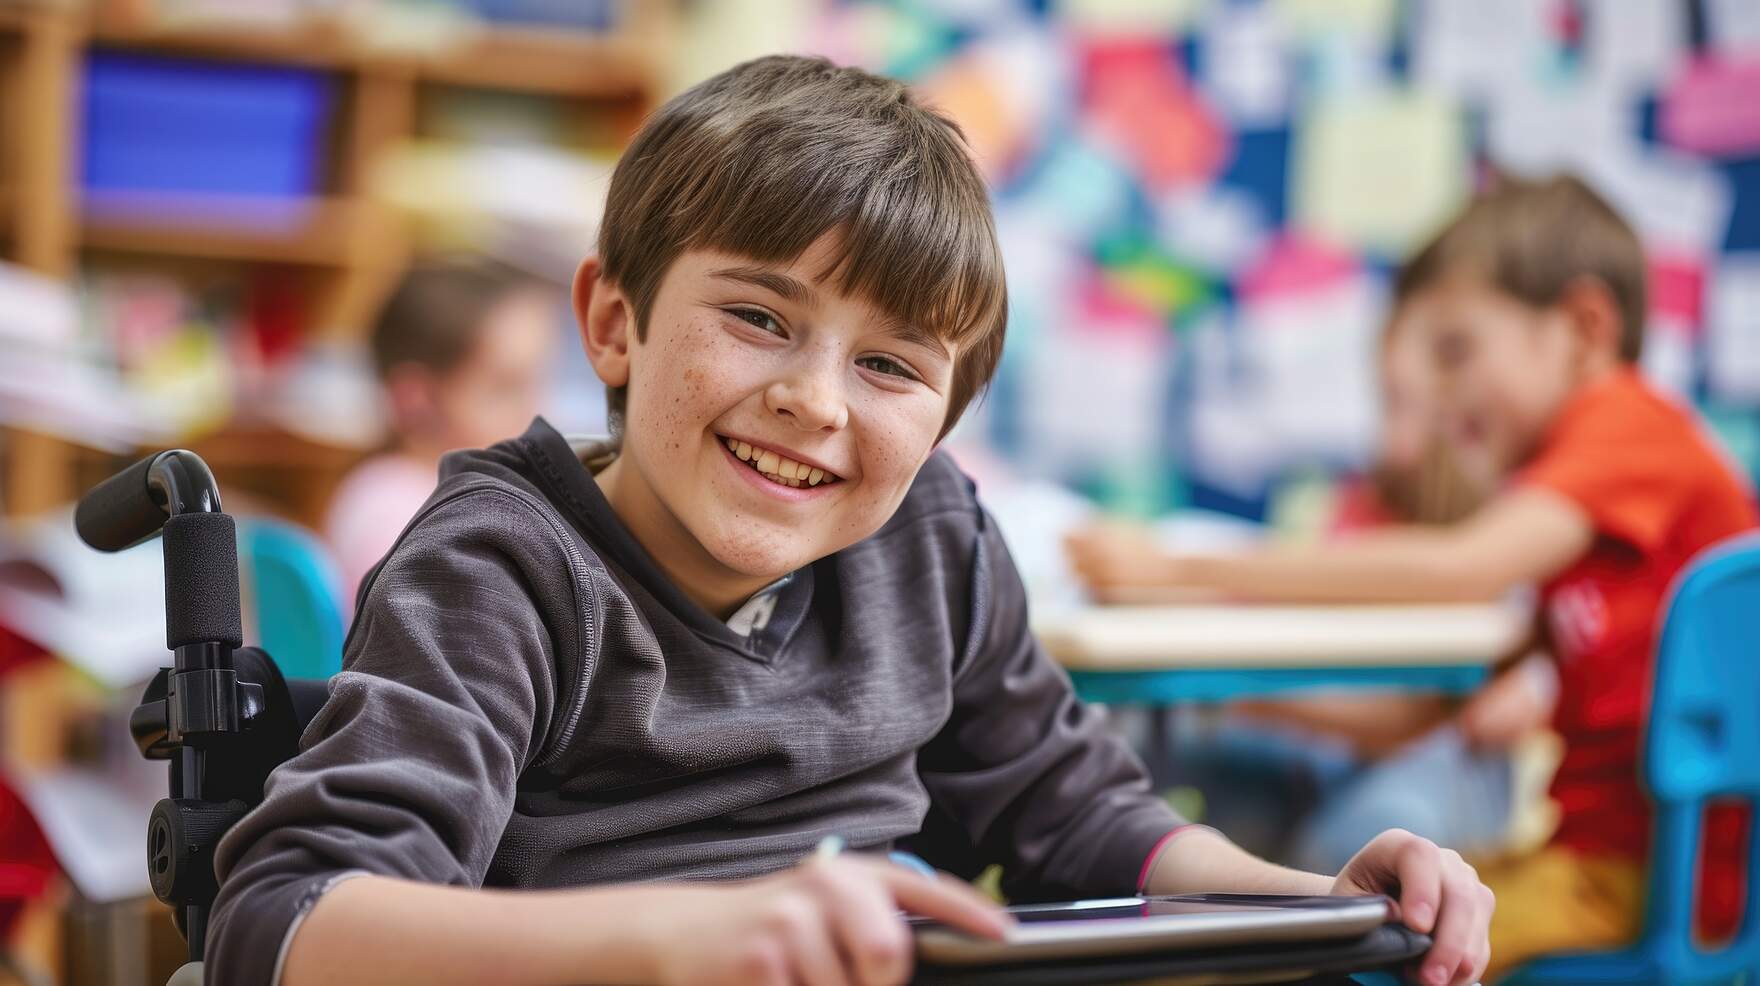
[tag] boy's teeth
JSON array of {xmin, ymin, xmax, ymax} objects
[{"xmin": 723, "ymin": 436, "xmax": 837, "ymax": 487}]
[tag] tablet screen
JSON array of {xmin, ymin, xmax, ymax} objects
[
  {"xmin": 947, "ymin": 893, "xmax": 1388, "ymax": 925},
  {"xmin": 912, "ymin": 894, "xmax": 1395, "ymax": 966},
  {"xmin": 1006, "ymin": 898, "xmax": 1283, "ymax": 923}
]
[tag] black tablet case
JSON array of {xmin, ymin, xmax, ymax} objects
[{"xmin": 911, "ymin": 922, "xmax": 1430, "ymax": 985}]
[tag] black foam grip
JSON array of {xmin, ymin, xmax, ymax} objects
[
  {"xmin": 75, "ymin": 454, "xmax": 166, "ymax": 552},
  {"xmin": 161, "ymin": 513, "xmax": 243, "ymax": 649}
]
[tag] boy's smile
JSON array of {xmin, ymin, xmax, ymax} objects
[
  {"xmin": 576, "ymin": 235, "xmax": 958, "ymax": 617},
  {"xmin": 719, "ymin": 434, "xmax": 843, "ymax": 492}
]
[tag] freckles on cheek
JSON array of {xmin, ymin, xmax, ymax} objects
[{"xmin": 835, "ymin": 413, "xmax": 943, "ymax": 543}]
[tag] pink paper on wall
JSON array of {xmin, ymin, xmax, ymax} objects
[
  {"xmin": 1660, "ymin": 56, "xmax": 1760, "ymax": 157},
  {"xmin": 1235, "ymin": 233, "xmax": 1359, "ymax": 304},
  {"xmin": 1644, "ymin": 251, "xmax": 1705, "ymax": 396},
  {"xmin": 1647, "ymin": 251, "xmax": 1707, "ymax": 329},
  {"xmin": 1074, "ymin": 270, "xmax": 1164, "ymax": 339},
  {"xmin": 1078, "ymin": 40, "xmax": 1231, "ymax": 191}
]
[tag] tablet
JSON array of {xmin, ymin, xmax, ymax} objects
[{"xmin": 912, "ymin": 893, "xmax": 1396, "ymax": 966}]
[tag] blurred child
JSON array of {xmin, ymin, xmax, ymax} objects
[
  {"xmin": 1069, "ymin": 174, "xmax": 1756, "ymax": 975},
  {"xmin": 323, "ymin": 257, "xmax": 560, "ymax": 602},
  {"xmin": 1340, "ymin": 312, "xmax": 1494, "ymax": 532},
  {"xmin": 1149, "ymin": 312, "xmax": 1527, "ymax": 871}
]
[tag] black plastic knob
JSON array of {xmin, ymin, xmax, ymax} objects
[{"xmin": 147, "ymin": 797, "xmax": 250, "ymax": 906}]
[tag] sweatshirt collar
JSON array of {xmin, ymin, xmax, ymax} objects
[{"xmin": 515, "ymin": 417, "xmax": 814, "ymax": 660}]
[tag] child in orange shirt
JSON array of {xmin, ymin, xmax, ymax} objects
[{"xmin": 1069, "ymin": 174, "xmax": 1757, "ymax": 977}]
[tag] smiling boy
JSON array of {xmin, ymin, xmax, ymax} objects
[{"xmin": 207, "ymin": 56, "xmax": 1491, "ymax": 986}]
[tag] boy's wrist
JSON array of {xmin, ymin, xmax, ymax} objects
[
  {"xmin": 1143, "ymin": 827, "xmax": 1335, "ymax": 897},
  {"xmin": 557, "ymin": 882, "xmax": 701, "ymax": 985}
]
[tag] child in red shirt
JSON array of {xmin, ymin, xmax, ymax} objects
[
  {"xmin": 1069, "ymin": 174, "xmax": 1756, "ymax": 977},
  {"xmin": 1508, "ymin": 364, "xmax": 1753, "ymax": 947}
]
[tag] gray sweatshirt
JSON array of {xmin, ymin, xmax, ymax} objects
[{"xmin": 205, "ymin": 418, "xmax": 1183, "ymax": 984}]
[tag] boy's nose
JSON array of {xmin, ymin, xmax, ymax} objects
[{"xmin": 765, "ymin": 372, "xmax": 849, "ymax": 432}]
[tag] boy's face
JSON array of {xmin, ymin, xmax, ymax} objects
[
  {"xmin": 582, "ymin": 236, "xmax": 958, "ymax": 611},
  {"xmin": 1398, "ymin": 277, "xmax": 1584, "ymax": 477}
]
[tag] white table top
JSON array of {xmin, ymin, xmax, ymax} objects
[{"xmin": 1034, "ymin": 603, "xmax": 1529, "ymax": 671}]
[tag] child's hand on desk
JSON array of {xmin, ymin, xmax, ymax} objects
[
  {"xmin": 1332, "ymin": 829, "xmax": 1494, "ymax": 986},
  {"xmin": 1064, "ymin": 523, "xmax": 1222, "ymax": 603},
  {"xmin": 645, "ymin": 855, "xmax": 1010, "ymax": 986}
]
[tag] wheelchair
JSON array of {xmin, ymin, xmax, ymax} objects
[{"xmin": 77, "ymin": 450, "xmax": 329, "ymax": 985}]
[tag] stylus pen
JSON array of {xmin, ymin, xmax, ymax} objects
[
  {"xmin": 814, "ymin": 835, "xmax": 846, "ymax": 861},
  {"xmin": 812, "ymin": 834, "xmax": 938, "ymax": 880}
]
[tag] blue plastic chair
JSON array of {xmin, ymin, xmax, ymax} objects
[
  {"xmin": 238, "ymin": 518, "xmax": 345, "ymax": 681},
  {"xmin": 1498, "ymin": 533, "xmax": 1760, "ymax": 985}
]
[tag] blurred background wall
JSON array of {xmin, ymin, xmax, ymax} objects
[
  {"xmin": 6, "ymin": 0, "xmax": 1760, "ymax": 533},
  {"xmin": 0, "ymin": 0, "xmax": 1756, "ymax": 983}
]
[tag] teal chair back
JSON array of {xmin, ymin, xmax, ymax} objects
[
  {"xmin": 1504, "ymin": 532, "xmax": 1760, "ymax": 985},
  {"xmin": 238, "ymin": 518, "xmax": 345, "ymax": 681}
]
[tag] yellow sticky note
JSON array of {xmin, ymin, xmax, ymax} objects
[
  {"xmin": 1058, "ymin": 0, "xmax": 1209, "ymax": 37},
  {"xmin": 1293, "ymin": 90, "xmax": 1468, "ymax": 257},
  {"xmin": 1272, "ymin": 0, "xmax": 1399, "ymax": 41}
]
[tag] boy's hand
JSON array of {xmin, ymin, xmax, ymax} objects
[
  {"xmin": 1332, "ymin": 829, "xmax": 1494, "ymax": 986},
  {"xmin": 646, "ymin": 855, "xmax": 1011, "ymax": 986}
]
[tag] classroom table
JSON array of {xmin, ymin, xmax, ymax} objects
[
  {"xmin": 1034, "ymin": 602, "xmax": 1529, "ymax": 779},
  {"xmin": 1036, "ymin": 602, "xmax": 1528, "ymax": 703}
]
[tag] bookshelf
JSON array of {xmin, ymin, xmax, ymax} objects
[{"xmin": 0, "ymin": 0, "xmax": 671, "ymax": 527}]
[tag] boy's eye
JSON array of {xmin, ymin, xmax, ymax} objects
[
  {"xmin": 729, "ymin": 308, "xmax": 783, "ymax": 336},
  {"xmin": 857, "ymin": 355, "xmax": 918, "ymax": 380}
]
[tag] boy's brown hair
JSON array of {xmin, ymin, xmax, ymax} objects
[
  {"xmin": 1394, "ymin": 174, "xmax": 1648, "ymax": 361},
  {"xmin": 371, "ymin": 255, "xmax": 547, "ymax": 380},
  {"xmin": 596, "ymin": 55, "xmax": 1008, "ymax": 437}
]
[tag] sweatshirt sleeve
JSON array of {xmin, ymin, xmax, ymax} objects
[
  {"xmin": 204, "ymin": 486, "xmax": 579, "ymax": 985},
  {"xmin": 908, "ymin": 508, "xmax": 1185, "ymax": 902}
]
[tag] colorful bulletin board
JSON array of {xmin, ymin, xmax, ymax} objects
[{"xmin": 808, "ymin": 0, "xmax": 1760, "ymax": 524}]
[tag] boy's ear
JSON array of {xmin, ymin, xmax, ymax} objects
[
  {"xmin": 573, "ymin": 255, "xmax": 632, "ymax": 389},
  {"xmin": 1556, "ymin": 276, "xmax": 1624, "ymax": 365}
]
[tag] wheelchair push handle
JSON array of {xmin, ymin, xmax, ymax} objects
[
  {"xmin": 76, "ymin": 449, "xmax": 224, "ymax": 551},
  {"xmin": 77, "ymin": 450, "xmax": 242, "ymax": 651}
]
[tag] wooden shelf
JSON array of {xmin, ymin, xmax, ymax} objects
[
  {"xmin": 79, "ymin": 192, "xmax": 366, "ymax": 266},
  {"xmin": 0, "ymin": 5, "xmax": 34, "ymax": 35},
  {"xmin": 82, "ymin": 10, "xmax": 656, "ymax": 98},
  {"xmin": 86, "ymin": 13, "xmax": 357, "ymax": 71},
  {"xmin": 415, "ymin": 25, "xmax": 653, "ymax": 98},
  {"xmin": 186, "ymin": 422, "xmax": 368, "ymax": 529}
]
